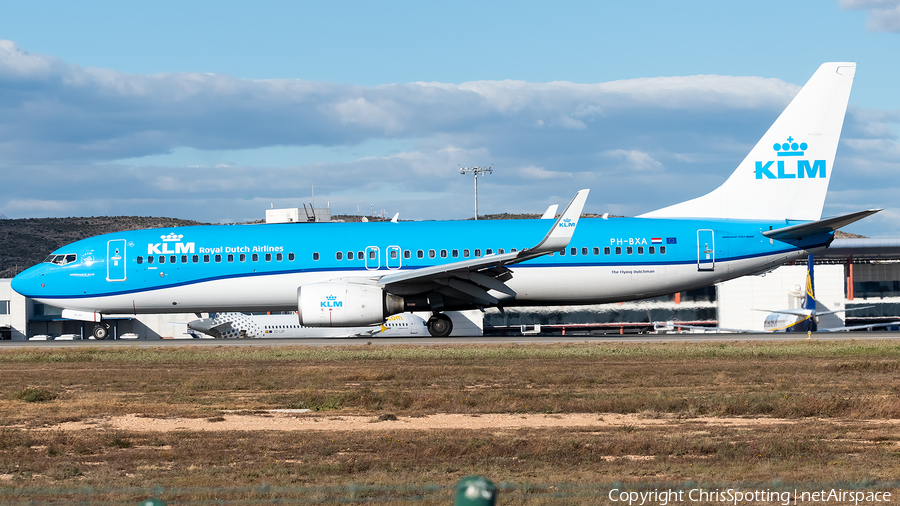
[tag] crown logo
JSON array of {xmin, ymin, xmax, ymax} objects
[
  {"xmin": 773, "ymin": 136, "xmax": 807, "ymax": 157},
  {"xmin": 326, "ymin": 295, "xmax": 337, "ymax": 301},
  {"xmin": 161, "ymin": 233, "xmax": 184, "ymax": 242}
]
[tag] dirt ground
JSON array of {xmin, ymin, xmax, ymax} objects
[{"xmin": 37, "ymin": 410, "xmax": 900, "ymax": 433}]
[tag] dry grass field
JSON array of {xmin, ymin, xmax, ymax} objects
[{"xmin": 1, "ymin": 340, "xmax": 900, "ymax": 504}]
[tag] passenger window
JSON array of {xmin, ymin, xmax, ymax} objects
[
  {"xmin": 136, "ymin": 256, "xmax": 143, "ymax": 264},
  {"xmin": 582, "ymin": 247, "xmax": 588, "ymax": 256},
  {"xmin": 452, "ymin": 249, "xmax": 459, "ymax": 258},
  {"xmin": 440, "ymin": 249, "xmax": 447, "ymax": 258},
  {"xmin": 215, "ymin": 254, "xmax": 222, "ymax": 263},
  {"xmin": 203, "ymin": 255, "xmax": 210, "ymax": 263},
  {"xmin": 265, "ymin": 253, "xmax": 271, "ymax": 262},
  {"xmin": 417, "ymin": 250, "xmax": 424, "ymax": 259},
  {"xmin": 559, "ymin": 248, "xmax": 565, "ymax": 256},
  {"xmin": 148, "ymin": 256, "xmax": 155, "ymax": 264},
  {"xmin": 511, "ymin": 248, "xmax": 517, "ymax": 252},
  {"xmin": 615, "ymin": 247, "xmax": 622, "ymax": 255},
  {"xmin": 336, "ymin": 252, "xmax": 343, "ymax": 260},
  {"xmin": 498, "ymin": 248, "xmax": 505, "ymax": 254},
  {"xmin": 570, "ymin": 247, "xmax": 576, "ymax": 256},
  {"xmin": 486, "ymin": 249, "xmax": 493, "ymax": 255},
  {"xmin": 593, "ymin": 247, "xmax": 600, "ymax": 255},
  {"xmin": 626, "ymin": 247, "xmax": 633, "ymax": 255},
  {"xmin": 313, "ymin": 252, "xmax": 319, "ymax": 261},
  {"xmin": 276, "ymin": 253, "xmax": 283, "ymax": 261},
  {"xmin": 649, "ymin": 246, "xmax": 655, "ymax": 254},
  {"xmin": 637, "ymin": 246, "xmax": 644, "ymax": 255},
  {"xmin": 604, "ymin": 247, "xmax": 610, "ymax": 255},
  {"xmin": 227, "ymin": 254, "xmax": 234, "ymax": 262},
  {"xmin": 369, "ymin": 250, "xmax": 376, "ymax": 259},
  {"xmin": 358, "ymin": 251, "xmax": 363, "ymax": 260},
  {"xmin": 463, "ymin": 249, "xmax": 470, "ymax": 257},
  {"xmin": 159, "ymin": 256, "xmax": 166, "ymax": 264},
  {"xmin": 390, "ymin": 250, "xmax": 397, "ymax": 259},
  {"xmin": 403, "ymin": 250, "xmax": 410, "ymax": 259},
  {"xmin": 252, "ymin": 253, "xmax": 259, "ymax": 262},
  {"xmin": 170, "ymin": 255, "xmax": 176, "ymax": 264},
  {"xmin": 347, "ymin": 251, "xmax": 354, "ymax": 260},
  {"xmin": 428, "ymin": 250, "xmax": 436, "ymax": 259},
  {"xmin": 660, "ymin": 246, "xmax": 666, "ymax": 254},
  {"xmin": 475, "ymin": 249, "xmax": 481, "ymax": 257},
  {"xmin": 181, "ymin": 255, "xmax": 188, "ymax": 263},
  {"xmin": 240, "ymin": 253, "xmax": 246, "ymax": 262},
  {"xmin": 192, "ymin": 255, "xmax": 199, "ymax": 263},
  {"xmin": 288, "ymin": 252, "xmax": 295, "ymax": 261}
]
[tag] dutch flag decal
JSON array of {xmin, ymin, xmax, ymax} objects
[{"xmin": 651, "ymin": 238, "xmax": 662, "ymax": 244}]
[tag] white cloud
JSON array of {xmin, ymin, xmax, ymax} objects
[
  {"xmin": 0, "ymin": 40, "xmax": 898, "ymax": 238},
  {"xmin": 517, "ymin": 165, "xmax": 572, "ymax": 180},
  {"xmin": 603, "ymin": 149, "xmax": 665, "ymax": 172},
  {"xmin": 840, "ymin": 0, "xmax": 900, "ymax": 32}
]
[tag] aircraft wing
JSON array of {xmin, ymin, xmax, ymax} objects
[
  {"xmin": 187, "ymin": 318, "xmax": 232, "ymax": 334},
  {"xmin": 655, "ymin": 322, "xmax": 757, "ymax": 333},
  {"xmin": 819, "ymin": 321, "xmax": 900, "ymax": 332},
  {"xmin": 358, "ymin": 325, "xmax": 389, "ymax": 337},
  {"xmin": 374, "ymin": 190, "xmax": 589, "ymax": 307}
]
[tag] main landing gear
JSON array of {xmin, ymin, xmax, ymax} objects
[
  {"xmin": 92, "ymin": 323, "xmax": 110, "ymax": 340},
  {"xmin": 427, "ymin": 313, "xmax": 453, "ymax": 337}
]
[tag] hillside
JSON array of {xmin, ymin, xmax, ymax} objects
[{"xmin": 0, "ymin": 217, "xmax": 208, "ymax": 278}]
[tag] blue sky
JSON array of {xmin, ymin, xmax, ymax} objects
[{"xmin": 1, "ymin": 0, "xmax": 898, "ymax": 236}]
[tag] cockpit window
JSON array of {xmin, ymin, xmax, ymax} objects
[{"xmin": 43, "ymin": 254, "xmax": 77, "ymax": 265}]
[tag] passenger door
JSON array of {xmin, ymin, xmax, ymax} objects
[
  {"xmin": 106, "ymin": 239, "xmax": 127, "ymax": 281},
  {"xmin": 696, "ymin": 229, "xmax": 715, "ymax": 271}
]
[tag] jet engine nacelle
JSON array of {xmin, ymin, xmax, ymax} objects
[{"xmin": 298, "ymin": 281, "xmax": 404, "ymax": 327}]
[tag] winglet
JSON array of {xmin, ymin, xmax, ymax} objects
[
  {"xmin": 540, "ymin": 204, "xmax": 559, "ymax": 219},
  {"xmin": 391, "ymin": 213, "xmax": 399, "ymax": 223},
  {"xmin": 527, "ymin": 189, "xmax": 589, "ymax": 254}
]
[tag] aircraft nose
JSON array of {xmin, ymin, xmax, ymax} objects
[{"xmin": 10, "ymin": 266, "xmax": 41, "ymax": 297}]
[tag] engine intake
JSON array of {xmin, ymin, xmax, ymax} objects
[{"xmin": 298, "ymin": 281, "xmax": 405, "ymax": 327}]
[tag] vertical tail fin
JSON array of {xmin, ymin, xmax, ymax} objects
[
  {"xmin": 640, "ymin": 62, "xmax": 856, "ymax": 221},
  {"xmin": 804, "ymin": 254, "xmax": 817, "ymax": 312}
]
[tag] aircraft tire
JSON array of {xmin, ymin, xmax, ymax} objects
[
  {"xmin": 92, "ymin": 324, "xmax": 109, "ymax": 340},
  {"xmin": 427, "ymin": 314, "xmax": 453, "ymax": 337}
]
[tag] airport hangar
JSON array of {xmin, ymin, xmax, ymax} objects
[{"xmin": 3, "ymin": 237, "xmax": 900, "ymax": 340}]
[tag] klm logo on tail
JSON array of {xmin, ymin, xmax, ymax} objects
[{"xmin": 755, "ymin": 137, "xmax": 826, "ymax": 180}]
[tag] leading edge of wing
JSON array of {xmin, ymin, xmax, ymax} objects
[{"xmin": 375, "ymin": 189, "xmax": 589, "ymax": 287}]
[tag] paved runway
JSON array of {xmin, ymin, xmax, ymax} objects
[{"xmin": 2, "ymin": 331, "xmax": 898, "ymax": 349}]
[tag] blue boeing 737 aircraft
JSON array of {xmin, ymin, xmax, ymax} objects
[{"xmin": 12, "ymin": 63, "xmax": 877, "ymax": 338}]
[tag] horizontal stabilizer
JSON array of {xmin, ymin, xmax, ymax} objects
[{"xmin": 763, "ymin": 209, "xmax": 880, "ymax": 240}]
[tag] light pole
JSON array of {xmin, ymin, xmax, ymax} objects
[{"xmin": 459, "ymin": 166, "xmax": 492, "ymax": 220}]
